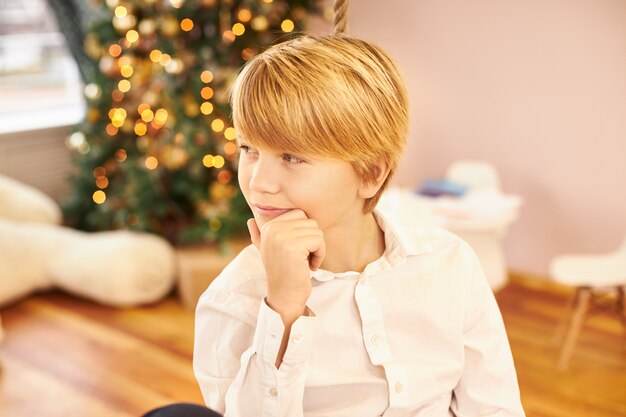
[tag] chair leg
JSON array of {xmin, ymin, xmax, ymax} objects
[
  {"xmin": 557, "ymin": 287, "xmax": 591, "ymax": 371},
  {"xmin": 617, "ymin": 286, "xmax": 626, "ymax": 328},
  {"xmin": 553, "ymin": 288, "xmax": 580, "ymax": 344}
]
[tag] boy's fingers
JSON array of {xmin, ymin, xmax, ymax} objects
[
  {"xmin": 247, "ymin": 218, "xmax": 261, "ymax": 249},
  {"xmin": 271, "ymin": 208, "xmax": 308, "ymax": 222},
  {"xmin": 307, "ymin": 236, "xmax": 326, "ymax": 271}
]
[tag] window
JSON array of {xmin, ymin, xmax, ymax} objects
[{"xmin": 0, "ymin": 0, "xmax": 84, "ymax": 134}]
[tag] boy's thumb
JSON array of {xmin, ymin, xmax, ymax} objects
[{"xmin": 247, "ymin": 218, "xmax": 261, "ymax": 249}]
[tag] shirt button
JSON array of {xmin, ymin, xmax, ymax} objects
[
  {"xmin": 292, "ymin": 334, "xmax": 302, "ymax": 343},
  {"xmin": 395, "ymin": 382, "xmax": 403, "ymax": 394},
  {"xmin": 370, "ymin": 334, "xmax": 381, "ymax": 345},
  {"xmin": 269, "ymin": 387, "xmax": 278, "ymax": 397}
]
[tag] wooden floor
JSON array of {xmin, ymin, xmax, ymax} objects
[{"xmin": 0, "ymin": 274, "xmax": 625, "ymax": 417}]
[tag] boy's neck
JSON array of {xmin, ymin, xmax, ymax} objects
[{"xmin": 319, "ymin": 211, "xmax": 386, "ymax": 274}]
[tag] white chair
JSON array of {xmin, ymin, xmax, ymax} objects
[
  {"xmin": 445, "ymin": 160, "xmax": 502, "ymax": 193},
  {"xmin": 550, "ymin": 236, "xmax": 626, "ymax": 370}
]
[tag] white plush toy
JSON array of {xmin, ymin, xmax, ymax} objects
[
  {"xmin": 0, "ymin": 175, "xmax": 177, "ymax": 314},
  {"xmin": 0, "ymin": 175, "xmax": 63, "ymax": 225}
]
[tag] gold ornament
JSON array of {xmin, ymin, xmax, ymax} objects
[
  {"xmin": 84, "ymin": 83, "xmax": 102, "ymax": 100},
  {"xmin": 98, "ymin": 56, "xmax": 117, "ymax": 76},
  {"xmin": 87, "ymin": 108, "xmax": 100, "ymax": 123},
  {"xmin": 210, "ymin": 182, "xmax": 237, "ymax": 202},
  {"xmin": 161, "ymin": 16, "xmax": 180, "ymax": 37},
  {"xmin": 84, "ymin": 33, "xmax": 103, "ymax": 59},
  {"xmin": 160, "ymin": 144, "xmax": 190, "ymax": 170},
  {"xmin": 113, "ymin": 15, "xmax": 137, "ymax": 32},
  {"xmin": 138, "ymin": 18, "xmax": 157, "ymax": 35}
]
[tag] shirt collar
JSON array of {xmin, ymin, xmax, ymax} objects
[{"xmin": 309, "ymin": 209, "xmax": 434, "ymax": 281}]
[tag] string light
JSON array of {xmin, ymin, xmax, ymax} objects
[
  {"xmin": 224, "ymin": 141, "xmax": 237, "ymax": 155},
  {"xmin": 159, "ymin": 53, "xmax": 172, "ymax": 66},
  {"xmin": 154, "ymin": 108, "xmax": 168, "ymax": 124},
  {"xmin": 115, "ymin": 149, "xmax": 127, "ymax": 162},
  {"xmin": 141, "ymin": 109, "xmax": 154, "ymax": 122},
  {"xmin": 238, "ymin": 9, "xmax": 252, "ymax": 22},
  {"xmin": 212, "ymin": 155, "xmax": 225, "ymax": 168},
  {"xmin": 180, "ymin": 18, "xmax": 194, "ymax": 31},
  {"xmin": 106, "ymin": 124, "xmax": 119, "ymax": 136},
  {"xmin": 67, "ymin": 132, "xmax": 86, "ymax": 148},
  {"xmin": 118, "ymin": 56, "xmax": 131, "ymax": 67},
  {"xmin": 138, "ymin": 103, "xmax": 150, "ymax": 114},
  {"xmin": 109, "ymin": 44, "xmax": 122, "ymax": 57},
  {"xmin": 222, "ymin": 30, "xmax": 235, "ymax": 43},
  {"xmin": 281, "ymin": 19, "xmax": 294, "ymax": 32},
  {"xmin": 93, "ymin": 190, "xmax": 106, "ymax": 204},
  {"xmin": 134, "ymin": 122, "xmax": 148, "ymax": 136},
  {"xmin": 200, "ymin": 102, "xmax": 214, "ymax": 115},
  {"xmin": 120, "ymin": 64, "xmax": 134, "ymax": 77},
  {"xmin": 114, "ymin": 6, "xmax": 127, "ymax": 18},
  {"xmin": 217, "ymin": 170, "xmax": 232, "ymax": 184},
  {"xmin": 84, "ymin": 83, "xmax": 101, "ymax": 100},
  {"xmin": 149, "ymin": 50, "xmax": 162, "ymax": 62},
  {"xmin": 145, "ymin": 156, "xmax": 159, "ymax": 169},
  {"xmin": 165, "ymin": 58, "xmax": 184, "ymax": 74},
  {"xmin": 93, "ymin": 167, "xmax": 107, "ymax": 177},
  {"xmin": 202, "ymin": 154, "xmax": 214, "ymax": 167},
  {"xmin": 126, "ymin": 30, "xmax": 139, "ymax": 43},
  {"xmin": 251, "ymin": 16, "xmax": 268, "ymax": 31},
  {"xmin": 118, "ymin": 79, "xmax": 131, "ymax": 92},
  {"xmin": 232, "ymin": 23, "xmax": 245, "ymax": 36},
  {"xmin": 96, "ymin": 176, "xmax": 109, "ymax": 189},
  {"xmin": 78, "ymin": 143, "xmax": 91, "ymax": 155},
  {"xmin": 200, "ymin": 70, "xmax": 213, "ymax": 83},
  {"xmin": 111, "ymin": 117, "xmax": 125, "ymax": 128},
  {"xmin": 224, "ymin": 127, "xmax": 236, "ymax": 140},
  {"xmin": 211, "ymin": 119, "xmax": 225, "ymax": 132},
  {"xmin": 111, "ymin": 89, "xmax": 124, "ymax": 101},
  {"xmin": 138, "ymin": 19, "xmax": 156, "ymax": 35},
  {"xmin": 241, "ymin": 47, "xmax": 255, "ymax": 60},
  {"xmin": 200, "ymin": 87, "xmax": 214, "ymax": 99},
  {"xmin": 109, "ymin": 108, "xmax": 121, "ymax": 119}
]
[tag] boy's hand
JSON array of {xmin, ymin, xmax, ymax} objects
[{"xmin": 247, "ymin": 209, "xmax": 325, "ymax": 321}]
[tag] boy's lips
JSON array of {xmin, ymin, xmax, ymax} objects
[{"xmin": 253, "ymin": 204, "xmax": 291, "ymax": 217}]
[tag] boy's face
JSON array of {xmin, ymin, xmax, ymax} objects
[{"xmin": 236, "ymin": 138, "xmax": 365, "ymax": 231}]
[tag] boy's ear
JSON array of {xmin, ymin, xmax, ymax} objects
[{"xmin": 358, "ymin": 161, "xmax": 391, "ymax": 199}]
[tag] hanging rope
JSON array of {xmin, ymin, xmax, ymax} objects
[{"xmin": 333, "ymin": 0, "xmax": 349, "ymax": 34}]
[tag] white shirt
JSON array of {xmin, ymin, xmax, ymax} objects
[{"xmin": 194, "ymin": 211, "xmax": 525, "ymax": 417}]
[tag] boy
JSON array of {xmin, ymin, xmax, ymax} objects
[{"xmin": 192, "ymin": 34, "xmax": 525, "ymax": 417}]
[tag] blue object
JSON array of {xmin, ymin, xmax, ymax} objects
[{"xmin": 417, "ymin": 179, "xmax": 468, "ymax": 197}]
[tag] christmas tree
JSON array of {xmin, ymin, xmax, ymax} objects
[{"xmin": 63, "ymin": 0, "xmax": 324, "ymax": 244}]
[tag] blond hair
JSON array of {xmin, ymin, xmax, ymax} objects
[{"xmin": 230, "ymin": 34, "xmax": 409, "ymax": 212}]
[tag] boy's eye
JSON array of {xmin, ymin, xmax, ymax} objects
[
  {"xmin": 283, "ymin": 154, "xmax": 305, "ymax": 164},
  {"xmin": 238, "ymin": 145, "xmax": 255, "ymax": 154}
]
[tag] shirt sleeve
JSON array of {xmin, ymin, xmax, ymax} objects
[
  {"xmin": 451, "ymin": 245, "xmax": 526, "ymax": 417},
  {"xmin": 193, "ymin": 289, "xmax": 317, "ymax": 417}
]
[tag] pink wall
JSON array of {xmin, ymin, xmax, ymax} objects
[{"xmin": 316, "ymin": 0, "xmax": 626, "ymax": 276}]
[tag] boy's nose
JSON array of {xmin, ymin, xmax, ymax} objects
[{"xmin": 248, "ymin": 159, "xmax": 280, "ymax": 194}]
